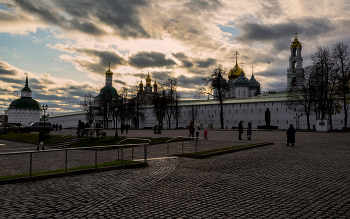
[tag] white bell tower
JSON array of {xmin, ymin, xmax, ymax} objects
[{"xmin": 286, "ymin": 33, "xmax": 303, "ymax": 90}]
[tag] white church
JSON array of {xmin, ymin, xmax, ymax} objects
[{"xmin": 8, "ymin": 34, "xmax": 349, "ymax": 131}]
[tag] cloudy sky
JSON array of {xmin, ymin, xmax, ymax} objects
[{"xmin": 1, "ymin": 0, "xmax": 350, "ymax": 113}]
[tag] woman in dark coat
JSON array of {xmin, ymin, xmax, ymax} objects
[{"xmin": 286, "ymin": 124, "xmax": 296, "ymax": 146}]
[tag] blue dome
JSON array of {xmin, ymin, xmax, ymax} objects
[
  {"xmin": 249, "ymin": 74, "xmax": 260, "ymax": 90},
  {"xmin": 234, "ymin": 71, "xmax": 249, "ymax": 87}
]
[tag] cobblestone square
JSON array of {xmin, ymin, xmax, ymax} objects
[{"xmin": 0, "ymin": 129, "xmax": 350, "ymax": 218}]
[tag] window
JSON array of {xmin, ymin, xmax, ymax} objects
[
  {"xmin": 277, "ymin": 108, "xmax": 279, "ymax": 113},
  {"xmin": 292, "ymin": 61, "xmax": 297, "ymax": 69}
]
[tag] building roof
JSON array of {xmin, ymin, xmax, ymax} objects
[
  {"xmin": 234, "ymin": 71, "xmax": 250, "ymax": 86},
  {"xmin": 228, "ymin": 60, "xmax": 245, "ymax": 80},
  {"xmin": 8, "ymin": 98, "xmax": 42, "ymax": 110},
  {"xmin": 49, "ymin": 110, "xmax": 86, "ymax": 118}
]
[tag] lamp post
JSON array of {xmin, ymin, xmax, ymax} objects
[
  {"xmin": 209, "ymin": 115, "xmax": 213, "ymax": 129},
  {"xmin": 4, "ymin": 109, "xmax": 8, "ymax": 133},
  {"xmin": 42, "ymin": 105, "xmax": 48, "ymax": 132},
  {"xmin": 115, "ymin": 107, "xmax": 118, "ymax": 138}
]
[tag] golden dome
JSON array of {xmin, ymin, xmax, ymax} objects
[
  {"xmin": 290, "ymin": 33, "xmax": 302, "ymax": 49},
  {"xmin": 154, "ymin": 77, "xmax": 158, "ymax": 87},
  {"xmin": 105, "ymin": 68, "xmax": 113, "ymax": 77},
  {"xmin": 228, "ymin": 60, "xmax": 245, "ymax": 80},
  {"xmin": 139, "ymin": 78, "xmax": 143, "ymax": 86}
]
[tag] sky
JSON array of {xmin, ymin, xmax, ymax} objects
[{"xmin": 1, "ymin": 0, "xmax": 350, "ymax": 114}]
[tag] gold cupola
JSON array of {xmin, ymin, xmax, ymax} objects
[
  {"xmin": 228, "ymin": 60, "xmax": 245, "ymax": 80},
  {"xmin": 290, "ymin": 32, "xmax": 302, "ymax": 49},
  {"xmin": 105, "ymin": 61, "xmax": 113, "ymax": 76}
]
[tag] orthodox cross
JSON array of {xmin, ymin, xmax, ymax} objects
[
  {"xmin": 234, "ymin": 51, "xmax": 240, "ymax": 63},
  {"xmin": 108, "ymin": 61, "xmax": 111, "ymax": 70},
  {"xmin": 240, "ymin": 61, "xmax": 244, "ymax": 69},
  {"xmin": 251, "ymin": 65, "xmax": 255, "ymax": 75}
]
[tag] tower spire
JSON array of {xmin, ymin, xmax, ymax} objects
[
  {"xmin": 108, "ymin": 61, "xmax": 111, "ymax": 70},
  {"xmin": 24, "ymin": 72, "xmax": 28, "ymax": 86},
  {"xmin": 234, "ymin": 51, "xmax": 240, "ymax": 64},
  {"xmin": 251, "ymin": 65, "xmax": 255, "ymax": 76}
]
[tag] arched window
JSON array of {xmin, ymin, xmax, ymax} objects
[
  {"xmin": 291, "ymin": 77, "xmax": 297, "ymax": 86},
  {"xmin": 292, "ymin": 61, "xmax": 297, "ymax": 69},
  {"xmin": 293, "ymin": 47, "xmax": 297, "ymax": 56}
]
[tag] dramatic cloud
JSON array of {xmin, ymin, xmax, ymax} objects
[{"xmin": 128, "ymin": 51, "xmax": 177, "ymax": 69}]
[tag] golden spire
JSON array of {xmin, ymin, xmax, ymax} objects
[
  {"xmin": 105, "ymin": 61, "xmax": 113, "ymax": 76},
  {"xmin": 139, "ymin": 77, "xmax": 143, "ymax": 86},
  {"xmin": 154, "ymin": 77, "xmax": 158, "ymax": 87},
  {"xmin": 146, "ymin": 71, "xmax": 151, "ymax": 86},
  {"xmin": 290, "ymin": 33, "xmax": 302, "ymax": 49}
]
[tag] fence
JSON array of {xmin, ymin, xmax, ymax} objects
[{"xmin": 0, "ymin": 143, "xmax": 149, "ymax": 182}]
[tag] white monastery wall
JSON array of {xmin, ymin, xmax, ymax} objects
[{"xmin": 8, "ymin": 109, "xmax": 41, "ymax": 125}]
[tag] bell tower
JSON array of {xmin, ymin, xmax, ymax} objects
[{"xmin": 286, "ymin": 33, "xmax": 303, "ymax": 90}]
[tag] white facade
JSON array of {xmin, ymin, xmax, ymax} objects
[
  {"xmin": 8, "ymin": 108, "xmax": 41, "ymax": 126},
  {"xmin": 140, "ymin": 92, "xmax": 350, "ymax": 130},
  {"xmin": 48, "ymin": 111, "xmax": 87, "ymax": 128}
]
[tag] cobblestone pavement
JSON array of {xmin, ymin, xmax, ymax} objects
[{"xmin": 1, "ymin": 131, "xmax": 350, "ymax": 218}]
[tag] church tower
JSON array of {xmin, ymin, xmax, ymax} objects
[{"xmin": 286, "ymin": 33, "xmax": 303, "ymax": 90}]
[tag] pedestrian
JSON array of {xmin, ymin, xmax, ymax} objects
[
  {"xmin": 36, "ymin": 130, "xmax": 45, "ymax": 150},
  {"xmin": 247, "ymin": 122, "xmax": 252, "ymax": 140},
  {"xmin": 90, "ymin": 122, "xmax": 95, "ymax": 137},
  {"xmin": 158, "ymin": 124, "xmax": 162, "ymax": 134},
  {"xmin": 55, "ymin": 124, "xmax": 58, "ymax": 132},
  {"xmin": 194, "ymin": 120, "xmax": 201, "ymax": 139},
  {"xmin": 77, "ymin": 120, "xmax": 85, "ymax": 139},
  {"xmin": 59, "ymin": 124, "xmax": 62, "ymax": 132},
  {"xmin": 204, "ymin": 129, "xmax": 208, "ymax": 140},
  {"xmin": 188, "ymin": 121, "xmax": 194, "ymax": 137},
  {"xmin": 154, "ymin": 125, "xmax": 157, "ymax": 134},
  {"xmin": 238, "ymin": 121, "xmax": 243, "ymax": 140},
  {"xmin": 286, "ymin": 124, "xmax": 296, "ymax": 146}
]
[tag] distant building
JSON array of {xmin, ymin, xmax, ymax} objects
[{"xmin": 8, "ymin": 74, "xmax": 42, "ymax": 125}]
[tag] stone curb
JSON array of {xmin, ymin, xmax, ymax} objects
[
  {"xmin": 0, "ymin": 162, "xmax": 148, "ymax": 185},
  {"xmin": 174, "ymin": 142, "xmax": 274, "ymax": 159}
]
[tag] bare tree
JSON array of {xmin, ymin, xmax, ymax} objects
[
  {"xmin": 162, "ymin": 78, "xmax": 179, "ymax": 129},
  {"xmin": 152, "ymin": 89, "xmax": 167, "ymax": 128},
  {"xmin": 187, "ymin": 105, "xmax": 199, "ymax": 122},
  {"xmin": 196, "ymin": 65, "xmax": 229, "ymax": 129},
  {"xmin": 332, "ymin": 42, "xmax": 350, "ymax": 129},
  {"xmin": 286, "ymin": 66, "xmax": 317, "ymax": 130},
  {"xmin": 79, "ymin": 93, "xmax": 95, "ymax": 123}
]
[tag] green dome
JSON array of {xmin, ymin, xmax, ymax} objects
[
  {"xmin": 21, "ymin": 85, "xmax": 32, "ymax": 92},
  {"xmin": 9, "ymin": 98, "xmax": 42, "ymax": 110},
  {"xmin": 96, "ymin": 86, "xmax": 118, "ymax": 98}
]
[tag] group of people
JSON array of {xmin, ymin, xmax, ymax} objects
[
  {"xmin": 52, "ymin": 124, "xmax": 62, "ymax": 132},
  {"xmin": 188, "ymin": 120, "xmax": 207, "ymax": 139},
  {"xmin": 77, "ymin": 120, "xmax": 104, "ymax": 138}
]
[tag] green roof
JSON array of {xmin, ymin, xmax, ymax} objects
[
  {"xmin": 95, "ymin": 86, "xmax": 118, "ymax": 98},
  {"xmin": 8, "ymin": 98, "xmax": 42, "ymax": 110}
]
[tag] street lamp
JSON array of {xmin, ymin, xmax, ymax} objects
[
  {"xmin": 209, "ymin": 115, "xmax": 213, "ymax": 129},
  {"xmin": 115, "ymin": 107, "xmax": 118, "ymax": 138},
  {"xmin": 4, "ymin": 109, "xmax": 8, "ymax": 133},
  {"xmin": 42, "ymin": 105, "xmax": 48, "ymax": 132}
]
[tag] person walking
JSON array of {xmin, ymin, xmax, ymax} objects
[
  {"xmin": 55, "ymin": 124, "xmax": 58, "ymax": 132},
  {"xmin": 247, "ymin": 122, "xmax": 252, "ymax": 140},
  {"xmin": 286, "ymin": 124, "xmax": 296, "ymax": 146},
  {"xmin": 59, "ymin": 124, "xmax": 62, "ymax": 132},
  {"xmin": 194, "ymin": 120, "xmax": 201, "ymax": 139},
  {"xmin": 188, "ymin": 121, "xmax": 194, "ymax": 137},
  {"xmin": 238, "ymin": 121, "xmax": 243, "ymax": 140},
  {"xmin": 36, "ymin": 130, "xmax": 45, "ymax": 150},
  {"xmin": 77, "ymin": 120, "xmax": 85, "ymax": 139},
  {"xmin": 204, "ymin": 129, "xmax": 208, "ymax": 140}
]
